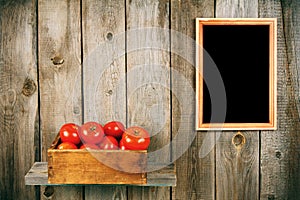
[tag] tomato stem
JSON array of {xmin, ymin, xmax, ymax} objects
[{"xmin": 133, "ymin": 130, "xmax": 139, "ymax": 136}]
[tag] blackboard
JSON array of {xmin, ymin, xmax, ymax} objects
[{"xmin": 196, "ymin": 18, "xmax": 277, "ymax": 130}]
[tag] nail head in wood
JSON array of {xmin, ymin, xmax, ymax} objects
[{"xmin": 106, "ymin": 32, "xmax": 113, "ymax": 41}]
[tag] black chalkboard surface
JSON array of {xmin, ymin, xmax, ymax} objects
[{"xmin": 196, "ymin": 19, "xmax": 277, "ymax": 130}]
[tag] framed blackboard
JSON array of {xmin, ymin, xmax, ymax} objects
[{"xmin": 196, "ymin": 18, "xmax": 277, "ymax": 130}]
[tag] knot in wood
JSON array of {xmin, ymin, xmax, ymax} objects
[
  {"xmin": 43, "ymin": 186, "xmax": 54, "ymax": 198},
  {"xmin": 106, "ymin": 32, "xmax": 113, "ymax": 41},
  {"xmin": 73, "ymin": 106, "xmax": 80, "ymax": 114},
  {"xmin": 22, "ymin": 77, "xmax": 36, "ymax": 97},
  {"xmin": 232, "ymin": 132, "xmax": 245, "ymax": 148},
  {"xmin": 105, "ymin": 89, "xmax": 113, "ymax": 96},
  {"xmin": 267, "ymin": 194, "xmax": 275, "ymax": 200},
  {"xmin": 275, "ymin": 151, "xmax": 282, "ymax": 159},
  {"xmin": 51, "ymin": 56, "xmax": 64, "ymax": 65}
]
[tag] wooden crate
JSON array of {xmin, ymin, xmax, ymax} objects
[{"xmin": 48, "ymin": 134, "xmax": 147, "ymax": 184}]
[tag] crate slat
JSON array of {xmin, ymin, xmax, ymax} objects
[{"xmin": 48, "ymin": 150, "xmax": 147, "ymax": 184}]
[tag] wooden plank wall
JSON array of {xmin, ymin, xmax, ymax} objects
[{"xmin": 0, "ymin": 0, "xmax": 299, "ymax": 200}]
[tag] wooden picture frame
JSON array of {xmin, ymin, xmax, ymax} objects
[{"xmin": 196, "ymin": 18, "xmax": 277, "ymax": 130}]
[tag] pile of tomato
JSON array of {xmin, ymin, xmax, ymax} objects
[{"xmin": 57, "ymin": 121, "xmax": 150, "ymax": 151}]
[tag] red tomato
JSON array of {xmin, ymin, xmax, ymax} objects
[
  {"xmin": 103, "ymin": 121, "xmax": 125, "ymax": 138},
  {"xmin": 59, "ymin": 123, "xmax": 81, "ymax": 145},
  {"xmin": 79, "ymin": 144, "xmax": 99, "ymax": 150},
  {"xmin": 119, "ymin": 138, "xmax": 127, "ymax": 150},
  {"xmin": 57, "ymin": 142, "xmax": 78, "ymax": 149},
  {"xmin": 122, "ymin": 126, "xmax": 150, "ymax": 150},
  {"xmin": 99, "ymin": 136, "xmax": 119, "ymax": 150},
  {"xmin": 79, "ymin": 121, "xmax": 105, "ymax": 144}
]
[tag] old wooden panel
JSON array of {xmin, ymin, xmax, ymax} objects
[
  {"xmin": 216, "ymin": 132, "xmax": 259, "ymax": 200},
  {"xmin": 126, "ymin": 0, "xmax": 171, "ymax": 199},
  {"xmin": 2, "ymin": 0, "xmax": 300, "ymax": 199},
  {"xmin": 38, "ymin": 0, "xmax": 83, "ymax": 199},
  {"xmin": 216, "ymin": 0, "xmax": 258, "ymax": 18},
  {"xmin": 215, "ymin": 0, "xmax": 260, "ymax": 200},
  {"xmin": 81, "ymin": 0, "xmax": 127, "ymax": 199},
  {"xmin": 25, "ymin": 162, "xmax": 176, "ymax": 186},
  {"xmin": 170, "ymin": 0, "xmax": 215, "ymax": 199},
  {"xmin": 259, "ymin": 0, "xmax": 300, "ymax": 199},
  {"xmin": 0, "ymin": 1, "xmax": 38, "ymax": 199}
]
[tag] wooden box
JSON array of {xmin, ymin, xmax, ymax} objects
[{"xmin": 48, "ymin": 134, "xmax": 147, "ymax": 184}]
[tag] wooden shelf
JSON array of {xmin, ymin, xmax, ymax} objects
[{"xmin": 25, "ymin": 162, "xmax": 176, "ymax": 187}]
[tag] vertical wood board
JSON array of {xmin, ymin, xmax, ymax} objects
[
  {"xmin": 170, "ymin": 0, "xmax": 215, "ymax": 199},
  {"xmin": 259, "ymin": 0, "xmax": 300, "ymax": 199},
  {"xmin": 0, "ymin": 1, "xmax": 38, "ymax": 199},
  {"xmin": 82, "ymin": 0, "xmax": 127, "ymax": 198},
  {"xmin": 216, "ymin": 0, "xmax": 258, "ymax": 18},
  {"xmin": 216, "ymin": 132, "xmax": 259, "ymax": 200},
  {"xmin": 215, "ymin": 0, "xmax": 260, "ymax": 200},
  {"xmin": 38, "ymin": 0, "xmax": 83, "ymax": 199},
  {"xmin": 126, "ymin": 0, "xmax": 171, "ymax": 199}
]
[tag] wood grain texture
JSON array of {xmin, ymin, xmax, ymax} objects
[
  {"xmin": 38, "ymin": 0, "xmax": 83, "ymax": 199},
  {"xmin": 25, "ymin": 162, "xmax": 176, "ymax": 186},
  {"xmin": 216, "ymin": 132, "xmax": 259, "ymax": 200},
  {"xmin": 126, "ymin": 0, "xmax": 171, "ymax": 199},
  {"xmin": 82, "ymin": 0, "xmax": 126, "ymax": 123},
  {"xmin": 259, "ymin": 0, "xmax": 300, "ymax": 199},
  {"xmin": 82, "ymin": 0, "xmax": 127, "ymax": 199},
  {"xmin": 47, "ymin": 135, "xmax": 147, "ymax": 185},
  {"xmin": 216, "ymin": 0, "xmax": 258, "ymax": 18},
  {"xmin": 170, "ymin": 0, "xmax": 215, "ymax": 199},
  {"xmin": 215, "ymin": 0, "xmax": 260, "ymax": 200},
  {"xmin": 48, "ymin": 150, "xmax": 147, "ymax": 184},
  {"xmin": 3, "ymin": 0, "xmax": 300, "ymax": 199},
  {"xmin": 0, "ymin": 1, "xmax": 38, "ymax": 199}
]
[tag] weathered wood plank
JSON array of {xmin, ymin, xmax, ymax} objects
[
  {"xmin": 25, "ymin": 162, "xmax": 48, "ymax": 185},
  {"xmin": 170, "ymin": 0, "xmax": 215, "ymax": 199},
  {"xmin": 25, "ymin": 162, "xmax": 176, "ymax": 186},
  {"xmin": 38, "ymin": 0, "xmax": 83, "ymax": 199},
  {"xmin": 126, "ymin": 0, "xmax": 171, "ymax": 199},
  {"xmin": 81, "ymin": 0, "xmax": 127, "ymax": 199},
  {"xmin": 215, "ymin": 0, "xmax": 260, "ymax": 200},
  {"xmin": 259, "ymin": 0, "xmax": 300, "ymax": 199},
  {"xmin": 216, "ymin": 0, "xmax": 258, "ymax": 18},
  {"xmin": 216, "ymin": 132, "xmax": 259, "ymax": 200},
  {"xmin": 0, "ymin": 1, "xmax": 38, "ymax": 199}
]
